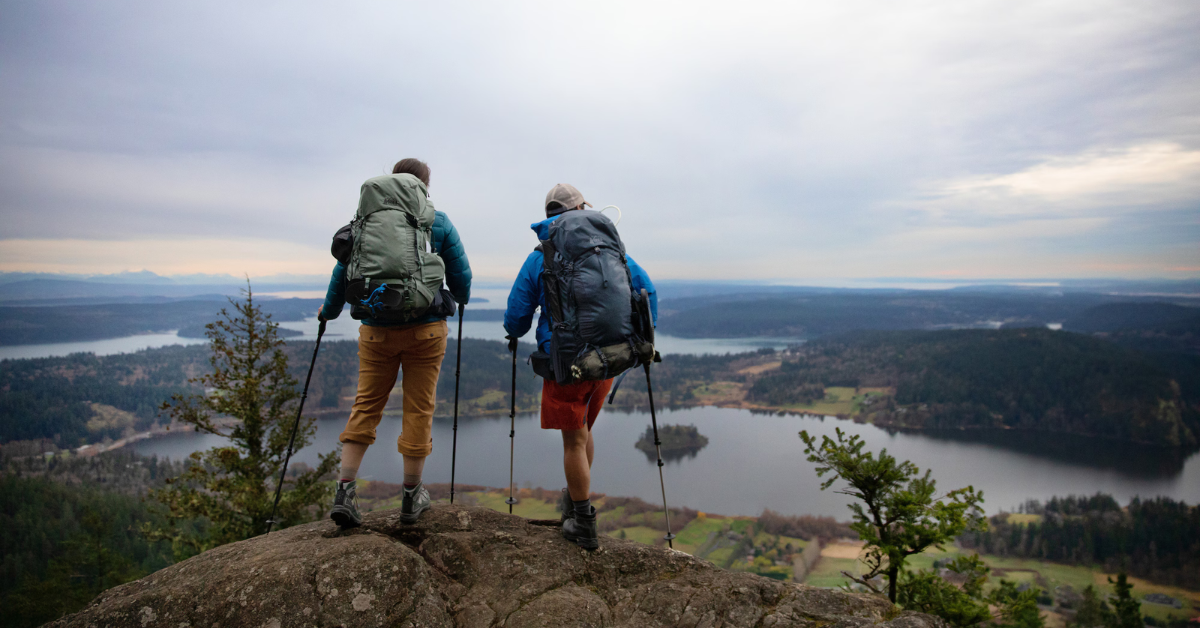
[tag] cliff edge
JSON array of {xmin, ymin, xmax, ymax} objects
[{"xmin": 51, "ymin": 504, "xmax": 944, "ymax": 628}]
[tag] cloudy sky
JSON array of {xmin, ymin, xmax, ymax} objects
[{"xmin": 1, "ymin": 1, "xmax": 1197, "ymax": 283}]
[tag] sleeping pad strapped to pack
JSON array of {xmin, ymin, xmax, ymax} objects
[
  {"xmin": 537, "ymin": 210, "xmax": 654, "ymax": 384},
  {"xmin": 343, "ymin": 173, "xmax": 450, "ymax": 322}
]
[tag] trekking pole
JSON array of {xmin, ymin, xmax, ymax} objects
[
  {"xmin": 267, "ymin": 318, "xmax": 326, "ymax": 534},
  {"xmin": 643, "ymin": 355, "xmax": 675, "ymax": 548},
  {"xmin": 505, "ymin": 337, "xmax": 518, "ymax": 514},
  {"xmin": 634, "ymin": 288, "xmax": 674, "ymax": 547},
  {"xmin": 450, "ymin": 303, "xmax": 464, "ymax": 504}
]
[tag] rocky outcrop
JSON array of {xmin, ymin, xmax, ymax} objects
[{"xmin": 52, "ymin": 505, "xmax": 944, "ymax": 628}]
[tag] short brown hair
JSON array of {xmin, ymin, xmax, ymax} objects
[{"xmin": 392, "ymin": 158, "xmax": 431, "ymax": 186}]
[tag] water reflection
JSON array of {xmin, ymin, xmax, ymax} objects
[
  {"xmin": 913, "ymin": 429, "xmax": 1191, "ymax": 478},
  {"xmin": 641, "ymin": 446, "xmax": 706, "ymax": 464}
]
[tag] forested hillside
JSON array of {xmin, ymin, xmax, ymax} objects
[
  {"xmin": 0, "ymin": 337, "xmax": 542, "ymax": 447},
  {"xmin": 608, "ymin": 328, "xmax": 1200, "ymax": 448},
  {"xmin": 0, "ymin": 451, "xmax": 185, "ymax": 627},
  {"xmin": 960, "ymin": 494, "xmax": 1200, "ymax": 590},
  {"xmin": 655, "ymin": 292, "xmax": 1112, "ymax": 338},
  {"xmin": 750, "ymin": 329, "xmax": 1198, "ymax": 447},
  {"xmin": 1065, "ymin": 302, "xmax": 1200, "ymax": 356},
  {"xmin": 0, "ymin": 345, "xmax": 203, "ymax": 446}
]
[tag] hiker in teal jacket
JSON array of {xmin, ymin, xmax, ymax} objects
[
  {"xmin": 321, "ymin": 158, "xmax": 472, "ymax": 529},
  {"xmin": 320, "ymin": 208, "xmax": 472, "ymax": 324}
]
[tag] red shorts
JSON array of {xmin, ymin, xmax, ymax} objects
[{"xmin": 540, "ymin": 378, "xmax": 614, "ymax": 431}]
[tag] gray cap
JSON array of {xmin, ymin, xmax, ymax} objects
[{"xmin": 544, "ymin": 183, "xmax": 592, "ymax": 217}]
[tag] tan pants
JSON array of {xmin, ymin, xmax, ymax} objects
[{"xmin": 339, "ymin": 321, "xmax": 448, "ymax": 458}]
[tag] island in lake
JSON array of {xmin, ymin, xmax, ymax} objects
[{"xmin": 636, "ymin": 423, "xmax": 709, "ymax": 461}]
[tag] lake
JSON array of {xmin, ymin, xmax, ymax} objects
[
  {"xmin": 132, "ymin": 405, "xmax": 1200, "ymax": 520},
  {"xmin": 0, "ymin": 333, "xmax": 208, "ymax": 361}
]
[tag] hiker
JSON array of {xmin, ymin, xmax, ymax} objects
[
  {"xmin": 319, "ymin": 158, "xmax": 472, "ymax": 529},
  {"xmin": 503, "ymin": 183, "xmax": 657, "ymax": 550}
]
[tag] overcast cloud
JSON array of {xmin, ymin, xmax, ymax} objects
[{"xmin": 1, "ymin": 1, "xmax": 1197, "ymax": 281}]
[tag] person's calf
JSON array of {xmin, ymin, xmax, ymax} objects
[
  {"xmin": 402, "ymin": 454, "xmax": 426, "ymax": 489},
  {"xmin": 562, "ymin": 428, "xmax": 591, "ymax": 500},
  {"xmin": 339, "ymin": 441, "xmax": 369, "ymax": 481}
]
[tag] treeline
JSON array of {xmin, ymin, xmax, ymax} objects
[
  {"xmin": 757, "ymin": 509, "xmax": 855, "ymax": 541},
  {"xmin": 656, "ymin": 292, "xmax": 1114, "ymax": 339},
  {"xmin": 959, "ymin": 494, "xmax": 1200, "ymax": 591},
  {"xmin": 750, "ymin": 329, "xmax": 1200, "ymax": 448},
  {"xmin": 0, "ymin": 451, "xmax": 186, "ymax": 627}
]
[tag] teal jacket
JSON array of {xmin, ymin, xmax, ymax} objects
[{"xmin": 321, "ymin": 210, "xmax": 472, "ymax": 327}]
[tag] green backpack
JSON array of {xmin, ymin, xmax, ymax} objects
[{"xmin": 344, "ymin": 173, "xmax": 448, "ymax": 322}]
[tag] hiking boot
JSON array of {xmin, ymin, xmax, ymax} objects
[
  {"xmin": 330, "ymin": 480, "xmax": 362, "ymax": 529},
  {"xmin": 561, "ymin": 505, "xmax": 598, "ymax": 550},
  {"xmin": 558, "ymin": 488, "xmax": 574, "ymax": 523},
  {"xmin": 400, "ymin": 482, "xmax": 431, "ymax": 524}
]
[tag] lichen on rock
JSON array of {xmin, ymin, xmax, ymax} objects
[{"xmin": 50, "ymin": 505, "xmax": 946, "ymax": 628}]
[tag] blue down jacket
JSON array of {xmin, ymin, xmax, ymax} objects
[
  {"xmin": 504, "ymin": 213, "xmax": 657, "ymax": 354},
  {"xmin": 322, "ymin": 210, "xmax": 472, "ymax": 327}
]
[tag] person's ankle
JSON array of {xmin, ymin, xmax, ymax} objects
[{"xmin": 572, "ymin": 498, "xmax": 592, "ymax": 519}]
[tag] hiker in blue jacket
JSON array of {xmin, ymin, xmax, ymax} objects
[
  {"xmin": 319, "ymin": 158, "xmax": 472, "ymax": 528},
  {"xmin": 504, "ymin": 183, "xmax": 656, "ymax": 549},
  {"xmin": 504, "ymin": 216, "xmax": 657, "ymax": 357}
]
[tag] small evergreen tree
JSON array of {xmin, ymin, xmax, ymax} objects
[
  {"xmin": 1071, "ymin": 585, "xmax": 1113, "ymax": 628},
  {"xmin": 147, "ymin": 287, "xmax": 338, "ymax": 559},
  {"xmin": 1107, "ymin": 573, "xmax": 1141, "ymax": 628},
  {"xmin": 800, "ymin": 427, "xmax": 985, "ymax": 602},
  {"xmin": 989, "ymin": 579, "xmax": 1046, "ymax": 628}
]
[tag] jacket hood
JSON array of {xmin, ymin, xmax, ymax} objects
[{"xmin": 529, "ymin": 213, "xmax": 565, "ymax": 240}]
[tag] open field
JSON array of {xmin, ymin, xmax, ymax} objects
[
  {"xmin": 803, "ymin": 545, "xmax": 1200, "ymax": 621},
  {"xmin": 806, "ymin": 557, "xmax": 861, "ymax": 588},
  {"xmin": 821, "ymin": 540, "xmax": 865, "ymax": 559},
  {"xmin": 690, "ymin": 381, "xmax": 744, "ymax": 405},
  {"xmin": 785, "ymin": 386, "xmax": 859, "ymax": 415}
]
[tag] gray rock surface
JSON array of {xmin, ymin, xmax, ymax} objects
[{"xmin": 51, "ymin": 505, "xmax": 946, "ymax": 628}]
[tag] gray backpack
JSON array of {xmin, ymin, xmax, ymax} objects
[
  {"xmin": 343, "ymin": 173, "xmax": 448, "ymax": 322},
  {"xmin": 537, "ymin": 210, "xmax": 654, "ymax": 384}
]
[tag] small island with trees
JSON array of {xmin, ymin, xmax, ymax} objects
[{"xmin": 635, "ymin": 423, "xmax": 709, "ymax": 459}]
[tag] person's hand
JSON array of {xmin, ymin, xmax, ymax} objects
[
  {"xmin": 317, "ymin": 305, "xmax": 326, "ymax": 322},
  {"xmin": 506, "ymin": 336, "xmax": 519, "ymax": 353}
]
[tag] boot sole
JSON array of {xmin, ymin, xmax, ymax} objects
[
  {"xmin": 330, "ymin": 506, "xmax": 361, "ymax": 529},
  {"xmin": 562, "ymin": 529, "xmax": 599, "ymax": 550},
  {"xmin": 400, "ymin": 503, "xmax": 429, "ymax": 524}
]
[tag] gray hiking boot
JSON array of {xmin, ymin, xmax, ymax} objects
[
  {"xmin": 558, "ymin": 488, "xmax": 574, "ymax": 523},
  {"xmin": 561, "ymin": 505, "xmax": 598, "ymax": 550},
  {"xmin": 330, "ymin": 480, "xmax": 362, "ymax": 529},
  {"xmin": 400, "ymin": 482, "xmax": 431, "ymax": 524}
]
